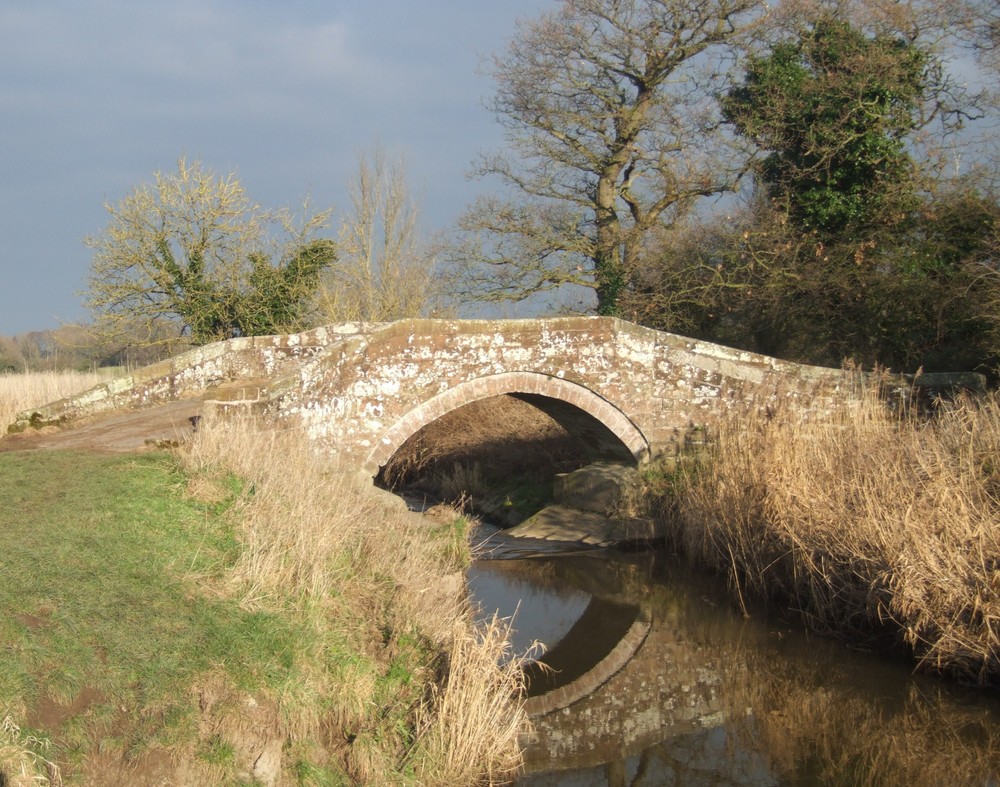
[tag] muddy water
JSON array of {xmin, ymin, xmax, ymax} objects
[{"xmin": 468, "ymin": 527, "xmax": 1000, "ymax": 787}]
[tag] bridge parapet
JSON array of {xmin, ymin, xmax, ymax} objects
[
  {"xmin": 10, "ymin": 317, "xmax": 868, "ymax": 467},
  {"xmin": 7, "ymin": 324, "xmax": 370, "ymax": 433}
]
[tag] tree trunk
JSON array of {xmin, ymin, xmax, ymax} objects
[{"xmin": 595, "ymin": 175, "xmax": 626, "ymax": 315}]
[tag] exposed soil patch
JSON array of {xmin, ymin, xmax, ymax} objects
[
  {"xmin": 13, "ymin": 612, "xmax": 47, "ymax": 630},
  {"xmin": 27, "ymin": 687, "xmax": 106, "ymax": 734},
  {"xmin": 0, "ymin": 400, "xmax": 203, "ymax": 454},
  {"xmin": 86, "ymin": 746, "xmax": 185, "ymax": 787}
]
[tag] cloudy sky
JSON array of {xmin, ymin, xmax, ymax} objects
[{"xmin": 0, "ymin": 0, "xmax": 548, "ymax": 335}]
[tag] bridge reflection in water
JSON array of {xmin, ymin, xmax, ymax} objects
[{"xmin": 468, "ymin": 542, "xmax": 1000, "ymax": 787}]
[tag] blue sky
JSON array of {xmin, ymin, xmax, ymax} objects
[{"xmin": 0, "ymin": 0, "xmax": 546, "ymax": 335}]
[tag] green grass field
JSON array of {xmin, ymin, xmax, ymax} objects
[
  {"xmin": 0, "ymin": 425, "xmax": 525, "ymax": 786},
  {"xmin": 0, "ymin": 450, "xmax": 317, "ymax": 780}
]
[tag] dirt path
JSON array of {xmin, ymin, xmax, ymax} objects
[{"xmin": 0, "ymin": 399, "xmax": 203, "ymax": 453}]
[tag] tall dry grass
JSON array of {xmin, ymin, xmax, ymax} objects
[
  {"xmin": 411, "ymin": 616, "xmax": 526, "ymax": 785},
  {"xmin": 0, "ymin": 370, "xmax": 111, "ymax": 430},
  {"xmin": 380, "ymin": 394, "xmax": 589, "ymax": 490},
  {"xmin": 674, "ymin": 389, "xmax": 1000, "ymax": 685},
  {"xmin": 179, "ymin": 417, "xmax": 527, "ymax": 784}
]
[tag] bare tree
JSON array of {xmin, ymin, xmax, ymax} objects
[
  {"xmin": 446, "ymin": 0, "xmax": 765, "ymax": 316},
  {"xmin": 314, "ymin": 148, "xmax": 443, "ymax": 323}
]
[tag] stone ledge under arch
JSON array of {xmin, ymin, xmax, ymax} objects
[{"xmin": 362, "ymin": 372, "xmax": 650, "ymax": 478}]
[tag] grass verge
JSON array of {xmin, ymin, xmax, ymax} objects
[
  {"xmin": 184, "ymin": 419, "xmax": 527, "ymax": 783},
  {"xmin": 0, "ymin": 415, "xmax": 526, "ymax": 784},
  {"xmin": 0, "ymin": 449, "xmax": 304, "ymax": 783}
]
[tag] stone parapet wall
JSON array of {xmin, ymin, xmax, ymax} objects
[
  {"xmin": 11, "ymin": 317, "xmax": 976, "ymax": 466},
  {"xmin": 8, "ymin": 324, "xmax": 372, "ymax": 432}
]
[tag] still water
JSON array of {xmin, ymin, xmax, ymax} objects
[{"xmin": 468, "ymin": 527, "xmax": 1000, "ymax": 787}]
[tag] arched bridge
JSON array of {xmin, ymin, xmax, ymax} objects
[
  {"xmin": 281, "ymin": 317, "xmax": 855, "ymax": 475},
  {"xmin": 10, "ymin": 317, "xmax": 860, "ymax": 471}
]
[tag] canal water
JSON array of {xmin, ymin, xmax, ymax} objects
[{"xmin": 468, "ymin": 526, "xmax": 1000, "ymax": 786}]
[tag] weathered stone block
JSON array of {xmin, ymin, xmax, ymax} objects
[{"xmin": 553, "ymin": 463, "xmax": 638, "ymax": 514}]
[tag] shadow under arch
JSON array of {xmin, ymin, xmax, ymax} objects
[{"xmin": 362, "ymin": 371, "xmax": 650, "ymax": 479}]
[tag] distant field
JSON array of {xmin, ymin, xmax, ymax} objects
[{"xmin": 0, "ymin": 370, "xmax": 115, "ymax": 432}]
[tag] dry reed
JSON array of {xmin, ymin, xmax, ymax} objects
[
  {"xmin": 674, "ymin": 388, "xmax": 1000, "ymax": 685},
  {"xmin": 0, "ymin": 715, "xmax": 61, "ymax": 787},
  {"xmin": 411, "ymin": 615, "xmax": 527, "ymax": 786},
  {"xmin": 179, "ymin": 417, "xmax": 526, "ymax": 783},
  {"xmin": 0, "ymin": 370, "xmax": 111, "ymax": 431},
  {"xmin": 380, "ymin": 394, "xmax": 586, "ymax": 490}
]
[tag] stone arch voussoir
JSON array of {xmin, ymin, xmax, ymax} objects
[{"xmin": 362, "ymin": 372, "xmax": 650, "ymax": 478}]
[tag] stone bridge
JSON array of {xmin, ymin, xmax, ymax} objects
[{"xmin": 9, "ymin": 317, "xmax": 860, "ymax": 476}]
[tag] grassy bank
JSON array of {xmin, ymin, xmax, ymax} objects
[
  {"xmin": 177, "ymin": 420, "xmax": 526, "ymax": 784},
  {"xmin": 664, "ymin": 388, "xmax": 1000, "ymax": 686},
  {"xmin": 0, "ymin": 375, "xmax": 526, "ymax": 785},
  {"xmin": 0, "ymin": 449, "xmax": 304, "ymax": 784}
]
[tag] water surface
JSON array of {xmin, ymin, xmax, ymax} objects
[{"xmin": 468, "ymin": 532, "xmax": 1000, "ymax": 786}]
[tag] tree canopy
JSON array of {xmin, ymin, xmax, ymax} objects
[
  {"xmin": 84, "ymin": 158, "xmax": 335, "ymax": 347},
  {"xmin": 623, "ymin": 10, "xmax": 998, "ymax": 375},
  {"xmin": 723, "ymin": 17, "xmax": 927, "ymax": 236}
]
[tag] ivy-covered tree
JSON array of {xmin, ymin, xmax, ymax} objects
[
  {"xmin": 722, "ymin": 18, "xmax": 927, "ymax": 236},
  {"xmin": 625, "ymin": 15, "xmax": 995, "ymax": 374},
  {"xmin": 84, "ymin": 158, "xmax": 335, "ymax": 347}
]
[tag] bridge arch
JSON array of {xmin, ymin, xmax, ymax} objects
[{"xmin": 362, "ymin": 372, "xmax": 650, "ymax": 478}]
